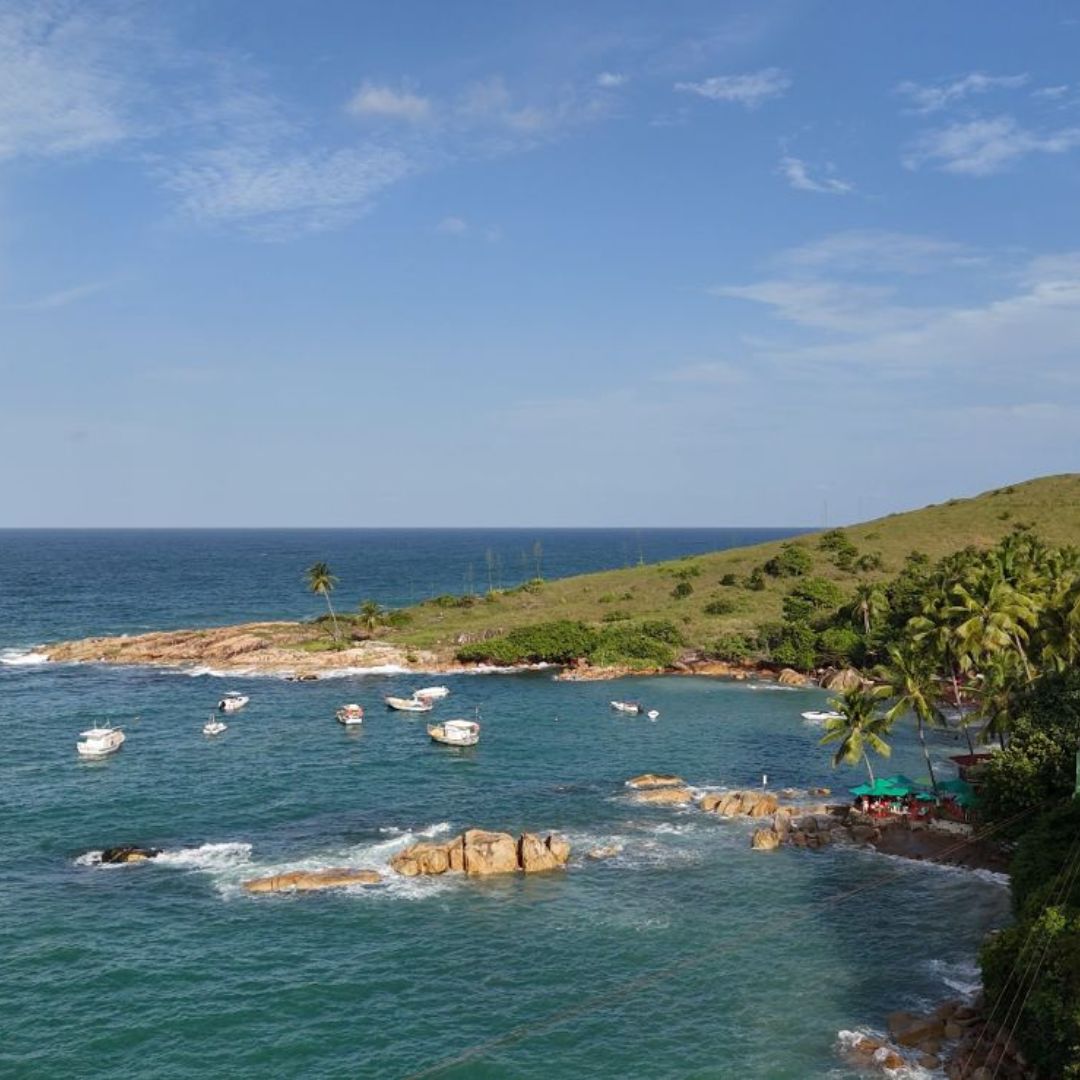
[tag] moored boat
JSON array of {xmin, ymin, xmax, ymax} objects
[
  {"xmin": 336, "ymin": 703, "xmax": 365, "ymax": 726},
  {"xmin": 427, "ymin": 719, "xmax": 480, "ymax": 746},
  {"xmin": 77, "ymin": 725, "xmax": 125, "ymax": 758},
  {"xmin": 218, "ymin": 692, "xmax": 249, "ymax": 713},
  {"xmin": 610, "ymin": 700, "xmax": 643, "ymax": 715},
  {"xmin": 413, "ymin": 686, "xmax": 450, "ymax": 700},
  {"xmin": 801, "ymin": 710, "xmax": 842, "ymax": 723},
  {"xmin": 385, "ymin": 695, "xmax": 432, "ymax": 713},
  {"xmin": 203, "ymin": 716, "xmax": 227, "ymax": 736}
]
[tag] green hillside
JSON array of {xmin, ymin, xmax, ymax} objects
[{"xmin": 383, "ymin": 474, "xmax": 1080, "ymax": 662}]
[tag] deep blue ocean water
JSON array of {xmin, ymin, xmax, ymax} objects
[{"xmin": 0, "ymin": 531, "xmax": 1008, "ymax": 1078}]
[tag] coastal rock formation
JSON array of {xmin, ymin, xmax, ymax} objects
[
  {"xmin": 751, "ymin": 827, "xmax": 781, "ymax": 851},
  {"xmin": 390, "ymin": 830, "xmax": 571, "ymax": 877},
  {"xmin": 820, "ymin": 666, "xmax": 865, "ymax": 692},
  {"xmin": 100, "ymin": 846, "xmax": 161, "ymax": 864},
  {"xmin": 243, "ymin": 868, "xmax": 383, "ymax": 893},
  {"xmin": 634, "ymin": 787, "xmax": 694, "ymax": 805},
  {"xmin": 626, "ymin": 773, "xmax": 685, "ymax": 789},
  {"xmin": 777, "ymin": 667, "xmax": 812, "ymax": 686},
  {"xmin": 698, "ymin": 791, "xmax": 779, "ymax": 817}
]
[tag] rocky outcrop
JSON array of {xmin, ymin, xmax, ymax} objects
[
  {"xmin": 777, "ymin": 667, "xmax": 812, "ymax": 686},
  {"xmin": 751, "ymin": 827, "xmax": 781, "ymax": 851},
  {"xmin": 243, "ymin": 868, "xmax": 383, "ymax": 893},
  {"xmin": 626, "ymin": 773, "xmax": 685, "ymax": 789},
  {"xmin": 820, "ymin": 666, "xmax": 865, "ymax": 692},
  {"xmin": 634, "ymin": 787, "xmax": 694, "ymax": 805},
  {"xmin": 390, "ymin": 830, "xmax": 571, "ymax": 877},
  {"xmin": 100, "ymin": 845, "xmax": 161, "ymax": 864},
  {"xmin": 699, "ymin": 791, "xmax": 779, "ymax": 817}
]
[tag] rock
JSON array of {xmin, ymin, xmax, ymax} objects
[
  {"xmin": 873, "ymin": 1048, "xmax": 905, "ymax": 1069},
  {"xmin": 887, "ymin": 1012, "xmax": 917, "ymax": 1038},
  {"xmin": 626, "ymin": 773, "xmax": 686, "ymax": 789},
  {"xmin": 698, "ymin": 790, "xmax": 777, "ymax": 817},
  {"xmin": 518, "ymin": 832, "xmax": 570, "ymax": 873},
  {"xmin": 944, "ymin": 1021, "xmax": 963, "ymax": 1040},
  {"xmin": 390, "ymin": 842, "xmax": 451, "ymax": 877},
  {"xmin": 463, "ymin": 829, "xmax": 520, "ymax": 875},
  {"xmin": 772, "ymin": 809, "xmax": 792, "ymax": 839},
  {"xmin": 808, "ymin": 786, "xmax": 832, "ymax": 797},
  {"xmin": 821, "ymin": 666, "xmax": 864, "ymax": 692},
  {"xmin": 635, "ymin": 787, "xmax": 694, "ymax": 805},
  {"xmin": 243, "ymin": 868, "xmax": 382, "ymax": 893},
  {"xmin": 777, "ymin": 667, "xmax": 810, "ymax": 686},
  {"xmin": 895, "ymin": 1018, "xmax": 945, "ymax": 1048},
  {"xmin": 547, "ymin": 835, "xmax": 571, "ymax": 864},
  {"xmin": 751, "ymin": 827, "xmax": 780, "ymax": 851},
  {"xmin": 918, "ymin": 1053, "xmax": 941, "ymax": 1069},
  {"xmin": 587, "ymin": 844, "xmax": 622, "ymax": 860},
  {"xmin": 850, "ymin": 824, "xmax": 879, "ymax": 844},
  {"xmin": 100, "ymin": 845, "xmax": 161, "ymax": 864}
]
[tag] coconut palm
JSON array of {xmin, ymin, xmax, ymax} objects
[
  {"xmin": 975, "ymin": 650, "xmax": 1023, "ymax": 748},
  {"xmin": 305, "ymin": 561, "xmax": 340, "ymax": 641},
  {"xmin": 847, "ymin": 581, "xmax": 889, "ymax": 635},
  {"xmin": 357, "ymin": 599, "xmax": 385, "ymax": 634},
  {"xmin": 1033, "ymin": 576, "xmax": 1080, "ymax": 673},
  {"xmin": 819, "ymin": 685, "xmax": 894, "ymax": 785},
  {"xmin": 946, "ymin": 573, "xmax": 1038, "ymax": 682},
  {"xmin": 876, "ymin": 643, "xmax": 945, "ymax": 795}
]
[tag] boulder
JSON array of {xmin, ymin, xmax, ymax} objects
[
  {"xmin": 777, "ymin": 667, "xmax": 810, "ymax": 686},
  {"xmin": 821, "ymin": 667, "xmax": 864, "ymax": 692},
  {"xmin": 698, "ymin": 790, "xmax": 777, "ymax": 817},
  {"xmin": 918, "ymin": 1053, "xmax": 942, "ymax": 1069},
  {"xmin": 895, "ymin": 1018, "xmax": 945, "ymax": 1048},
  {"xmin": 626, "ymin": 773, "xmax": 685, "ymax": 789},
  {"xmin": 100, "ymin": 845, "xmax": 161, "ymax": 864},
  {"xmin": 390, "ymin": 842, "xmax": 451, "ymax": 877},
  {"xmin": 519, "ymin": 832, "xmax": 570, "ymax": 873},
  {"xmin": 635, "ymin": 787, "xmax": 694, "ymax": 805},
  {"xmin": 808, "ymin": 787, "xmax": 832, "ymax": 797},
  {"xmin": 887, "ymin": 1012, "xmax": 917, "ymax": 1038},
  {"xmin": 772, "ymin": 809, "xmax": 792, "ymax": 839},
  {"xmin": 463, "ymin": 829, "xmax": 520, "ymax": 875},
  {"xmin": 751, "ymin": 827, "xmax": 780, "ymax": 851},
  {"xmin": 547, "ymin": 835, "xmax": 571, "ymax": 864},
  {"xmin": 874, "ymin": 1048, "xmax": 904, "ymax": 1070},
  {"xmin": 243, "ymin": 868, "xmax": 382, "ymax": 893}
]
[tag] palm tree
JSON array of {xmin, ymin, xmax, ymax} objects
[
  {"xmin": 946, "ymin": 574, "xmax": 1038, "ymax": 682},
  {"xmin": 847, "ymin": 581, "xmax": 889, "ymax": 635},
  {"xmin": 305, "ymin": 561, "xmax": 340, "ymax": 641},
  {"xmin": 876, "ymin": 643, "xmax": 944, "ymax": 795},
  {"xmin": 357, "ymin": 599, "xmax": 385, "ymax": 634},
  {"xmin": 1034, "ymin": 576, "xmax": 1080, "ymax": 673},
  {"xmin": 820, "ymin": 685, "xmax": 894, "ymax": 785}
]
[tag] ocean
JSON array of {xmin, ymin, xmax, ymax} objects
[{"xmin": 0, "ymin": 530, "xmax": 1008, "ymax": 1078}]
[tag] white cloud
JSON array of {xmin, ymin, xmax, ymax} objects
[
  {"xmin": 437, "ymin": 215, "xmax": 469, "ymax": 235},
  {"xmin": 161, "ymin": 144, "xmax": 415, "ymax": 238},
  {"xmin": 13, "ymin": 281, "xmax": 109, "ymax": 311},
  {"xmin": 660, "ymin": 360, "xmax": 746, "ymax": 385},
  {"xmin": 674, "ymin": 67, "xmax": 790, "ymax": 109},
  {"xmin": 905, "ymin": 115, "xmax": 1080, "ymax": 175},
  {"xmin": 346, "ymin": 81, "xmax": 431, "ymax": 123},
  {"xmin": 1032, "ymin": 85, "xmax": 1070, "ymax": 101},
  {"xmin": 779, "ymin": 156, "xmax": 853, "ymax": 194},
  {"xmin": 596, "ymin": 72, "xmax": 627, "ymax": 88},
  {"xmin": 896, "ymin": 72, "xmax": 1029, "ymax": 114},
  {"xmin": 777, "ymin": 230, "xmax": 975, "ymax": 275}
]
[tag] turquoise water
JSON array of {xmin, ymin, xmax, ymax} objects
[{"xmin": 0, "ymin": 532, "xmax": 1008, "ymax": 1078}]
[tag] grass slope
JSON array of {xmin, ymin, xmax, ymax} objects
[{"xmin": 388, "ymin": 474, "xmax": 1080, "ymax": 656}]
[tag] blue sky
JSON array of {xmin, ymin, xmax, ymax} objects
[{"xmin": 2, "ymin": 0, "xmax": 1078, "ymax": 526}]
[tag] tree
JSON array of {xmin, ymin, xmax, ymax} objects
[
  {"xmin": 305, "ymin": 561, "xmax": 340, "ymax": 641},
  {"xmin": 357, "ymin": 599, "xmax": 386, "ymax": 633},
  {"xmin": 820, "ymin": 685, "xmax": 894, "ymax": 784},
  {"xmin": 946, "ymin": 572, "xmax": 1039, "ymax": 682},
  {"xmin": 877, "ymin": 643, "xmax": 945, "ymax": 794},
  {"xmin": 847, "ymin": 581, "xmax": 889, "ymax": 635}
]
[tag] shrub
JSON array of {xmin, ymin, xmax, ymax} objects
[
  {"xmin": 598, "ymin": 592, "xmax": 616, "ymax": 604},
  {"xmin": 590, "ymin": 621, "xmax": 682, "ymax": 668},
  {"xmin": 710, "ymin": 633, "xmax": 758, "ymax": 662},
  {"xmin": 781, "ymin": 577, "xmax": 845, "ymax": 623},
  {"xmin": 456, "ymin": 620, "xmax": 598, "ymax": 665},
  {"xmin": 746, "ymin": 567, "xmax": 767, "ymax": 591},
  {"xmin": 854, "ymin": 552, "xmax": 884, "ymax": 572},
  {"xmin": 428, "ymin": 593, "xmax": 478, "ymax": 609},
  {"xmin": 601, "ymin": 610, "xmax": 630, "ymax": 623},
  {"xmin": 719, "ymin": 573, "xmax": 738, "ymax": 587},
  {"xmin": 703, "ymin": 597, "xmax": 737, "ymax": 616},
  {"xmin": 671, "ymin": 581, "xmax": 694, "ymax": 600},
  {"xmin": 816, "ymin": 626, "xmax": 863, "ymax": 666},
  {"xmin": 763, "ymin": 543, "xmax": 813, "ymax": 578},
  {"xmin": 759, "ymin": 620, "xmax": 818, "ymax": 670}
]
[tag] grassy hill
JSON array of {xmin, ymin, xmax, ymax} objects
[{"xmin": 386, "ymin": 474, "xmax": 1080, "ymax": 659}]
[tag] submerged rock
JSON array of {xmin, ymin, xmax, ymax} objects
[
  {"xmin": 587, "ymin": 844, "xmax": 622, "ymax": 860},
  {"xmin": 100, "ymin": 846, "xmax": 161, "ymax": 864},
  {"xmin": 626, "ymin": 773, "xmax": 685, "ymax": 789},
  {"xmin": 243, "ymin": 868, "xmax": 382, "ymax": 893},
  {"xmin": 634, "ymin": 787, "xmax": 694, "ymax": 805}
]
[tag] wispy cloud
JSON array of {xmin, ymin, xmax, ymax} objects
[
  {"xmin": 345, "ymin": 82, "xmax": 432, "ymax": 123},
  {"xmin": 12, "ymin": 280, "xmax": 109, "ymax": 311},
  {"xmin": 436, "ymin": 215, "xmax": 469, "ymax": 236},
  {"xmin": 659, "ymin": 360, "xmax": 746, "ymax": 384},
  {"xmin": 595, "ymin": 72, "xmax": 627, "ymax": 89},
  {"xmin": 896, "ymin": 72, "xmax": 1029, "ymax": 114},
  {"xmin": 779, "ymin": 156, "xmax": 853, "ymax": 194},
  {"xmin": 777, "ymin": 230, "xmax": 975, "ymax": 275},
  {"xmin": 904, "ymin": 115, "xmax": 1080, "ymax": 175},
  {"xmin": 674, "ymin": 67, "xmax": 790, "ymax": 109}
]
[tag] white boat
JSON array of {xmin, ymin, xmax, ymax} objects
[
  {"xmin": 427, "ymin": 719, "xmax": 480, "ymax": 746},
  {"xmin": 77, "ymin": 725, "xmax": 125, "ymax": 758},
  {"xmin": 336, "ymin": 703, "xmax": 365, "ymax": 726},
  {"xmin": 801, "ymin": 710, "xmax": 842, "ymax": 723},
  {"xmin": 610, "ymin": 700, "xmax": 643, "ymax": 715},
  {"xmin": 646, "ymin": 709, "xmax": 660, "ymax": 720},
  {"xmin": 203, "ymin": 716, "xmax": 227, "ymax": 736},
  {"xmin": 218, "ymin": 692, "xmax": 249, "ymax": 713},
  {"xmin": 413, "ymin": 686, "xmax": 450, "ymax": 701},
  {"xmin": 385, "ymin": 695, "xmax": 432, "ymax": 713}
]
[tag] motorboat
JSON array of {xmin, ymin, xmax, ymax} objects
[
  {"xmin": 801, "ymin": 710, "xmax": 842, "ymax": 723},
  {"xmin": 427, "ymin": 719, "xmax": 480, "ymax": 746},
  {"xmin": 385, "ymin": 695, "xmax": 432, "ymax": 713},
  {"xmin": 218, "ymin": 692, "xmax": 249, "ymax": 713},
  {"xmin": 610, "ymin": 700, "xmax": 643, "ymax": 715},
  {"xmin": 336, "ymin": 703, "xmax": 365, "ymax": 726},
  {"xmin": 77, "ymin": 725, "xmax": 126, "ymax": 758},
  {"xmin": 646, "ymin": 709, "xmax": 660, "ymax": 720},
  {"xmin": 203, "ymin": 716, "xmax": 228, "ymax": 736},
  {"xmin": 413, "ymin": 686, "xmax": 450, "ymax": 701}
]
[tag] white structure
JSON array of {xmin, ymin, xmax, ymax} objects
[
  {"xmin": 218, "ymin": 692, "xmax": 249, "ymax": 713},
  {"xmin": 427, "ymin": 719, "xmax": 480, "ymax": 746},
  {"xmin": 336, "ymin": 704, "xmax": 365, "ymax": 726},
  {"xmin": 77, "ymin": 726, "xmax": 125, "ymax": 758}
]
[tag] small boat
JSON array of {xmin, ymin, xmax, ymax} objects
[
  {"xmin": 385, "ymin": 695, "xmax": 432, "ymax": 713},
  {"xmin": 203, "ymin": 716, "xmax": 227, "ymax": 736},
  {"xmin": 413, "ymin": 686, "xmax": 450, "ymax": 701},
  {"xmin": 77, "ymin": 725, "xmax": 126, "ymax": 758},
  {"xmin": 801, "ymin": 710, "xmax": 842, "ymax": 723},
  {"xmin": 646, "ymin": 709, "xmax": 660, "ymax": 720},
  {"xmin": 610, "ymin": 700, "xmax": 643, "ymax": 715},
  {"xmin": 218, "ymin": 692, "xmax": 249, "ymax": 713},
  {"xmin": 336, "ymin": 703, "xmax": 365, "ymax": 726},
  {"xmin": 427, "ymin": 719, "xmax": 480, "ymax": 746}
]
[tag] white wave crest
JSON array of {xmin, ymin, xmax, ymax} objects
[
  {"xmin": 153, "ymin": 842, "xmax": 254, "ymax": 869},
  {"xmin": 0, "ymin": 648, "xmax": 48, "ymax": 666},
  {"xmin": 835, "ymin": 1030, "xmax": 939, "ymax": 1079},
  {"xmin": 928, "ymin": 957, "xmax": 982, "ymax": 999}
]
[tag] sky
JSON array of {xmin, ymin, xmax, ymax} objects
[{"xmin": 1, "ymin": 0, "xmax": 1079, "ymax": 527}]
